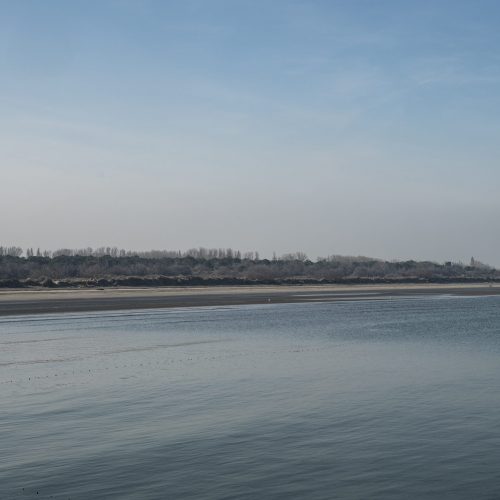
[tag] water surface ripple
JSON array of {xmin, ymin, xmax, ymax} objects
[{"xmin": 2, "ymin": 297, "xmax": 500, "ymax": 499}]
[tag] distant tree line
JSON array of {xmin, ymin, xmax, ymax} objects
[
  {"xmin": 0, "ymin": 246, "xmax": 498, "ymax": 287},
  {"xmin": 17, "ymin": 246, "xmax": 259, "ymax": 260}
]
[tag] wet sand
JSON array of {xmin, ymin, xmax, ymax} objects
[{"xmin": 1, "ymin": 283, "xmax": 500, "ymax": 317}]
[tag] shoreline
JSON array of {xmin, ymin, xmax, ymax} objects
[{"xmin": 1, "ymin": 283, "xmax": 500, "ymax": 317}]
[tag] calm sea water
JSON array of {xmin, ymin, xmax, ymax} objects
[{"xmin": 2, "ymin": 296, "xmax": 500, "ymax": 499}]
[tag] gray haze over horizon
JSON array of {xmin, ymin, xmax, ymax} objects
[{"xmin": 2, "ymin": 1, "xmax": 500, "ymax": 265}]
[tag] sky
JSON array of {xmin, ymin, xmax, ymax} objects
[{"xmin": 1, "ymin": 0, "xmax": 500, "ymax": 264}]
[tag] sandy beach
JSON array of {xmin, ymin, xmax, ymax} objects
[{"xmin": 1, "ymin": 283, "xmax": 499, "ymax": 316}]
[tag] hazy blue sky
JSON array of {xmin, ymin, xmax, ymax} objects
[{"xmin": 2, "ymin": 0, "xmax": 500, "ymax": 263}]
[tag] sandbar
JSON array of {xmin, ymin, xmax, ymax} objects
[{"xmin": 1, "ymin": 283, "xmax": 500, "ymax": 317}]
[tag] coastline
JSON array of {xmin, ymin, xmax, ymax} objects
[{"xmin": 1, "ymin": 283, "xmax": 500, "ymax": 317}]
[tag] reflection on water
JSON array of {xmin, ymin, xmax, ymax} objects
[{"xmin": 2, "ymin": 297, "xmax": 500, "ymax": 499}]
